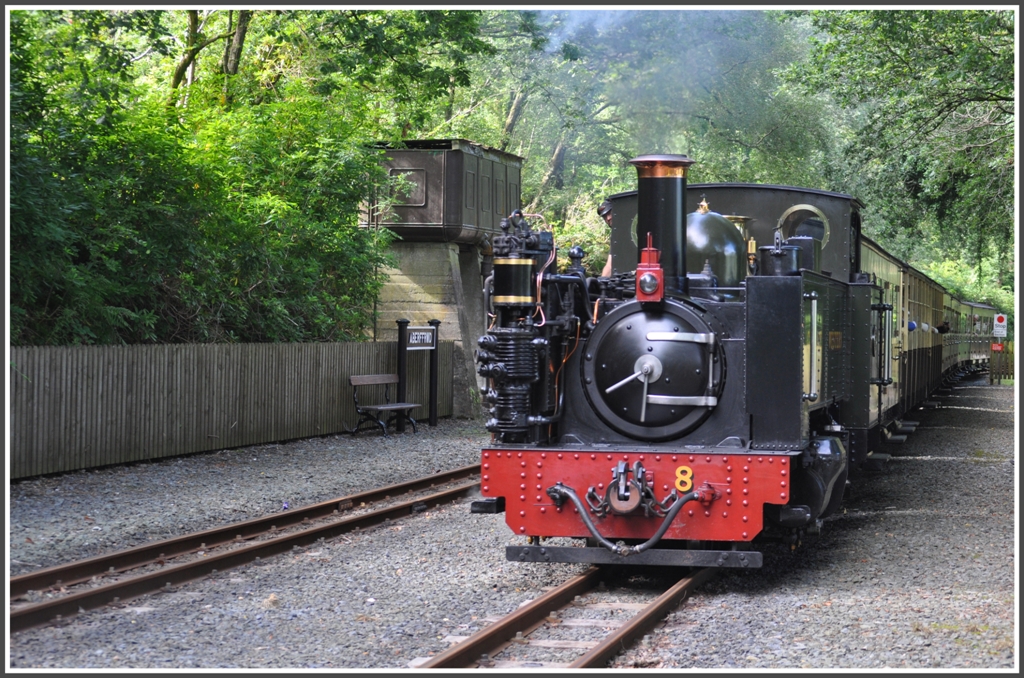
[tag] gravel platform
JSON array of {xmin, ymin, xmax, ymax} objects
[
  {"xmin": 7, "ymin": 377, "xmax": 1017, "ymax": 670},
  {"xmin": 611, "ymin": 378, "xmax": 1017, "ymax": 670}
]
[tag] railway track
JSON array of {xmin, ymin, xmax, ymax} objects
[
  {"xmin": 9, "ymin": 465, "xmax": 480, "ymax": 633},
  {"xmin": 416, "ymin": 565, "xmax": 717, "ymax": 669}
]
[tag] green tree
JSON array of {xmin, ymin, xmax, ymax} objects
[
  {"xmin": 163, "ymin": 9, "xmax": 495, "ymax": 341},
  {"xmin": 10, "ymin": 10, "xmax": 201, "ymax": 344},
  {"xmin": 423, "ymin": 10, "xmax": 837, "ymax": 274},
  {"xmin": 785, "ymin": 10, "xmax": 1015, "ymax": 294},
  {"xmin": 270, "ymin": 10, "xmax": 494, "ymax": 135},
  {"xmin": 9, "ymin": 9, "xmax": 493, "ymax": 345}
]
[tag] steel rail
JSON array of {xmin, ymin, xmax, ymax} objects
[
  {"xmin": 419, "ymin": 566, "xmax": 604, "ymax": 668},
  {"xmin": 569, "ymin": 567, "xmax": 716, "ymax": 668},
  {"xmin": 421, "ymin": 566, "xmax": 714, "ymax": 669},
  {"xmin": 11, "ymin": 464, "xmax": 479, "ymax": 598},
  {"xmin": 10, "ymin": 481, "xmax": 478, "ymax": 633}
]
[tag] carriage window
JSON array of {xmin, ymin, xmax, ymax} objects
[
  {"xmin": 850, "ymin": 211, "xmax": 861, "ymax": 269},
  {"xmin": 777, "ymin": 204, "xmax": 830, "ymax": 249}
]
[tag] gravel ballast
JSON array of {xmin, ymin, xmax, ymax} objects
[{"xmin": 7, "ymin": 378, "xmax": 1016, "ymax": 670}]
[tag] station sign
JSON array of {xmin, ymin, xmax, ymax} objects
[
  {"xmin": 992, "ymin": 312, "xmax": 1007, "ymax": 338},
  {"xmin": 992, "ymin": 343, "xmax": 1004, "ymax": 352},
  {"xmin": 407, "ymin": 325, "xmax": 438, "ymax": 350}
]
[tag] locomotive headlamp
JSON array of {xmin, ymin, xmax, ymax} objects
[
  {"xmin": 635, "ymin": 232, "xmax": 664, "ymax": 302},
  {"xmin": 638, "ymin": 272, "xmax": 660, "ymax": 295}
]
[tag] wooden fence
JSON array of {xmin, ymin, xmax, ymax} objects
[
  {"xmin": 989, "ymin": 341, "xmax": 1015, "ymax": 384},
  {"xmin": 8, "ymin": 341, "xmax": 455, "ymax": 480}
]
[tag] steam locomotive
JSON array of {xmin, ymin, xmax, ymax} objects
[{"xmin": 471, "ymin": 154, "xmax": 995, "ymax": 568}]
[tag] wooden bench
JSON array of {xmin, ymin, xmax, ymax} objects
[{"xmin": 346, "ymin": 374, "xmax": 420, "ymax": 436}]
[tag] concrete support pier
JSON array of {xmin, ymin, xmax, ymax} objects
[{"xmin": 373, "ymin": 241, "xmax": 486, "ymax": 419}]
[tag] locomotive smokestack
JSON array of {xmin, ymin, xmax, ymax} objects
[{"xmin": 628, "ymin": 154, "xmax": 695, "ymax": 298}]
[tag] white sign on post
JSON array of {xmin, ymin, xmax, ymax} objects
[
  {"xmin": 407, "ymin": 326, "xmax": 437, "ymax": 350},
  {"xmin": 992, "ymin": 312, "xmax": 1007, "ymax": 337}
]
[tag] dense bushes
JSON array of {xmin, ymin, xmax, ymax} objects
[{"xmin": 9, "ymin": 9, "xmax": 488, "ymax": 344}]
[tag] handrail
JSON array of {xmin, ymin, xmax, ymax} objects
[{"xmin": 803, "ymin": 291, "xmax": 819, "ymax": 402}]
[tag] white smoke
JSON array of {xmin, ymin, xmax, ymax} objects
[{"xmin": 538, "ymin": 9, "xmax": 633, "ymax": 53}]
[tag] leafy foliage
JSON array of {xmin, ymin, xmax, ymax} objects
[
  {"xmin": 9, "ymin": 9, "xmax": 487, "ymax": 345},
  {"xmin": 431, "ymin": 12, "xmax": 841, "ymax": 233},
  {"xmin": 180, "ymin": 84, "xmax": 397, "ymax": 342},
  {"xmin": 783, "ymin": 9, "xmax": 1015, "ymax": 296},
  {"xmin": 11, "ymin": 11, "xmax": 194, "ymax": 344},
  {"xmin": 10, "ymin": 9, "xmax": 1013, "ymax": 345}
]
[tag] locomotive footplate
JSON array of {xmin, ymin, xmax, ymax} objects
[{"xmin": 507, "ymin": 545, "xmax": 762, "ymax": 568}]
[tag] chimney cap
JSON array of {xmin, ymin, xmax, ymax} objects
[
  {"xmin": 628, "ymin": 154, "xmax": 695, "ymax": 178},
  {"xmin": 628, "ymin": 153, "xmax": 695, "ymax": 165}
]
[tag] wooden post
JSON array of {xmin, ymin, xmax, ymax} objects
[
  {"xmin": 428, "ymin": 319, "xmax": 440, "ymax": 426},
  {"xmin": 396, "ymin": 319, "xmax": 409, "ymax": 432}
]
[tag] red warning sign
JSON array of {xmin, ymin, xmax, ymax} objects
[{"xmin": 993, "ymin": 313, "xmax": 1007, "ymax": 337}]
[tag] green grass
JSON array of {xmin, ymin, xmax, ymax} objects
[{"xmin": 969, "ymin": 449, "xmax": 1001, "ymax": 460}]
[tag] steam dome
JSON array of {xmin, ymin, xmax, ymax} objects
[{"xmin": 686, "ymin": 199, "xmax": 747, "ymax": 295}]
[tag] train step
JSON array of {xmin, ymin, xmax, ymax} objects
[
  {"xmin": 864, "ymin": 452, "xmax": 891, "ymax": 471},
  {"xmin": 882, "ymin": 429, "xmax": 907, "ymax": 444},
  {"xmin": 894, "ymin": 420, "xmax": 918, "ymax": 434}
]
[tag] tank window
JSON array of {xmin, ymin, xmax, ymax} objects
[
  {"xmin": 465, "ymin": 170, "xmax": 476, "ymax": 209},
  {"xmin": 480, "ymin": 169, "xmax": 491, "ymax": 213},
  {"xmin": 776, "ymin": 204, "xmax": 830, "ymax": 249},
  {"xmin": 389, "ymin": 168, "xmax": 426, "ymax": 207},
  {"xmin": 494, "ymin": 180, "xmax": 505, "ymax": 216}
]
